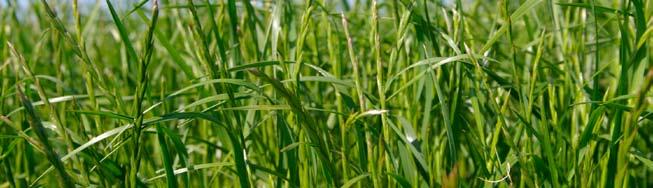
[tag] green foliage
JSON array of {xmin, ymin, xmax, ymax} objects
[{"xmin": 0, "ymin": 0, "xmax": 652, "ymax": 187}]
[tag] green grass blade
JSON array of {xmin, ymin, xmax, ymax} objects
[{"xmin": 155, "ymin": 125, "xmax": 178, "ymax": 188}]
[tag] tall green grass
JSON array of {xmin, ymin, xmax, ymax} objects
[{"xmin": 0, "ymin": 0, "xmax": 652, "ymax": 187}]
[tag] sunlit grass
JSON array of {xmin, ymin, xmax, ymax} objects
[{"xmin": 0, "ymin": 0, "xmax": 652, "ymax": 187}]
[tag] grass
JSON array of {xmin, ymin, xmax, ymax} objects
[{"xmin": 0, "ymin": 0, "xmax": 652, "ymax": 187}]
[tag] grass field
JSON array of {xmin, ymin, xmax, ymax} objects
[{"xmin": 1, "ymin": 0, "xmax": 652, "ymax": 187}]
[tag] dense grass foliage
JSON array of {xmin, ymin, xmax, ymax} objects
[{"xmin": 1, "ymin": 0, "xmax": 652, "ymax": 187}]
